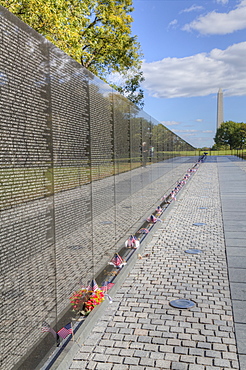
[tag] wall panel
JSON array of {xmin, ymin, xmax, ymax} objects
[{"xmin": 0, "ymin": 5, "xmax": 195, "ymax": 369}]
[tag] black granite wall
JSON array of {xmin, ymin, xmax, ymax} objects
[{"xmin": 0, "ymin": 5, "xmax": 195, "ymax": 369}]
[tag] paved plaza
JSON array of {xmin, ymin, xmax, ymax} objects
[{"xmin": 54, "ymin": 156, "xmax": 246, "ymax": 370}]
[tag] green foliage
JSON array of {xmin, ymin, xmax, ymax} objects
[
  {"xmin": 1, "ymin": 0, "xmax": 144, "ymax": 107},
  {"xmin": 111, "ymin": 71, "xmax": 144, "ymax": 109},
  {"xmin": 214, "ymin": 121, "xmax": 246, "ymax": 150}
]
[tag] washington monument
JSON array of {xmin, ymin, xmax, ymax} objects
[{"xmin": 217, "ymin": 88, "xmax": 224, "ymax": 129}]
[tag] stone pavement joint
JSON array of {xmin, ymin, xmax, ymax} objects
[{"xmin": 64, "ymin": 157, "xmax": 245, "ymax": 370}]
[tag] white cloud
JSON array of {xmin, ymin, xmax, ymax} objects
[
  {"xmin": 180, "ymin": 5, "xmax": 204, "ymax": 13},
  {"xmin": 183, "ymin": 0, "xmax": 246, "ymax": 35},
  {"xmin": 142, "ymin": 42, "xmax": 246, "ymax": 98},
  {"xmin": 202, "ymin": 130, "xmax": 213, "ymax": 133},
  {"xmin": 174, "ymin": 129, "xmax": 199, "ymax": 133},
  {"xmin": 196, "ymin": 119, "xmax": 203, "ymax": 122},
  {"xmin": 168, "ymin": 19, "xmax": 178, "ymax": 29},
  {"xmin": 216, "ymin": 0, "xmax": 229, "ymax": 4}
]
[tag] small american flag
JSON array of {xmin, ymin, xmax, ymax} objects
[
  {"xmin": 127, "ymin": 235, "xmax": 137, "ymax": 247},
  {"xmin": 87, "ymin": 279, "xmax": 98, "ymax": 291},
  {"xmin": 101, "ymin": 281, "xmax": 115, "ymax": 292},
  {"xmin": 41, "ymin": 322, "xmax": 57, "ymax": 338},
  {"xmin": 147, "ymin": 215, "xmax": 157, "ymax": 223},
  {"xmin": 138, "ymin": 228, "xmax": 149, "ymax": 234},
  {"xmin": 57, "ymin": 323, "xmax": 73, "ymax": 339},
  {"xmin": 110, "ymin": 253, "xmax": 123, "ymax": 267}
]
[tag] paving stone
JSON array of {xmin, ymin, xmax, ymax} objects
[
  {"xmin": 123, "ymin": 357, "xmax": 139, "ymax": 365},
  {"xmin": 110, "ymin": 334, "xmax": 124, "ymax": 341},
  {"xmin": 167, "ymin": 339, "xmax": 181, "ymax": 346},
  {"xmin": 112, "ymin": 365, "xmax": 128, "ymax": 370},
  {"xmin": 107, "ymin": 327, "xmax": 119, "ymax": 333},
  {"xmin": 196, "ymin": 342, "xmax": 211, "ymax": 350},
  {"xmin": 222, "ymin": 334, "xmax": 236, "ymax": 343},
  {"xmin": 148, "ymin": 330, "xmax": 162, "ymax": 337},
  {"xmin": 129, "ymin": 342, "xmax": 144, "ymax": 350},
  {"xmin": 105, "ymin": 348, "xmax": 121, "ymax": 355},
  {"xmin": 93, "ymin": 346, "xmax": 106, "ymax": 354},
  {"xmin": 86, "ymin": 361, "xmax": 97, "ymax": 369},
  {"xmin": 100, "ymin": 340, "xmax": 115, "ymax": 347},
  {"xmin": 164, "ymin": 353, "xmax": 181, "ymax": 362},
  {"xmin": 206, "ymin": 336, "xmax": 222, "ymax": 343},
  {"xmin": 155, "ymin": 359, "xmax": 171, "ymax": 368},
  {"xmin": 73, "ymin": 352, "xmax": 91, "ymax": 360},
  {"xmin": 232, "ymin": 301, "xmax": 246, "ymax": 324},
  {"xmin": 95, "ymin": 363, "xmax": 113, "ymax": 370},
  {"xmin": 188, "ymin": 365, "xmax": 205, "ymax": 370},
  {"xmin": 139, "ymin": 357, "xmax": 155, "ymax": 366},
  {"xmin": 238, "ymin": 355, "xmax": 246, "ymax": 369},
  {"xmin": 228, "ymin": 344, "xmax": 238, "ymax": 353},
  {"xmin": 152, "ymin": 337, "xmax": 168, "ymax": 345},
  {"xmin": 171, "ymin": 361, "xmax": 188, "ymax": 370},
  {"xmin": 174, "ymin": 347, "xmax": 188, "ymax": 355},
  {"xmin": 212, "ymin": 343, "xmax": 227, "ymax": 351},
  {"xmin": 69, "ymin": 360, "xmax": 88, "ymax": 369},
  {"xmin": 213, "ymin": 358, "xmax": 231, "ymax": 367},
  {"xmin": 119, "ymin": 349, "xmax": 135, "ymax": 357},
  {"xmin": 123, "ymin": 335, "xmax": 138, "ymax": 342},
  {"xmin": 188, "ymin": 348, "xmax": 204, "ymax": 357},
  {"xmin": 92, "ymin": 354, "xmax": 109, "ymax": 362},
  {"xmin": 179, "ymin": 355, "xmax": 195, "ymax": 364},
  {"xmin": 149, "ymin": 351, "xmax": 165, "ymax": 360},
  {"xmin": 231, "ymin": 360, "xmax": 240, "ymax": 369},
  {"xmin": 222, "ymin": 351, "xmax": 239, "ymax": 360},
  {"xmin": 181, "ymin": 340, "xmax": 196, "ymax": 348},
  {"xmin": 137, "ymin": 335, "xmax": 152, "ymax": 343},
  {"xmin": 78, "ymin": 346, "xmax": 95, "ymax": 353},
  {"xmin": 143, "ymin": 343, "xmax": 159, "ymax": 351},
  {"xmin": 196, "ymin": 356, "xmax": 213, "ymax": 366},
  {"xmin": 108, "ymin": 355, "xmax": 123, "ymax": 364}
]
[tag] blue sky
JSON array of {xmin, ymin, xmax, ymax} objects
[{"xmin": 131, "ymin": 0, "xmax": 246, "ymax": 148}]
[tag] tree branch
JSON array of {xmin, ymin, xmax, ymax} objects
[
  {"xmin": 84, "ymin": 45, "xmax": 104, "ymax": 68},
  {"xmin": 81, "ymin": 15, "xmax": 102, "ymax": 36}
]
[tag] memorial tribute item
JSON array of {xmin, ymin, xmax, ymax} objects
[
  {"xmin": 108, "ymin": 253, "xmax": 127, "ymax": 269},
  {"xmin": 125, "ymin": 235, "xmax": 140, "ymax": 249}
]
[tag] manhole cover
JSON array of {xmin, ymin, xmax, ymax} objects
[
  {"xmin": 169, "ymin": 299, "xmax": 195, "ymax": 309},
  {"xmin": 185, "ymin": 249, "xmax": 203, "ymax": 254},
  {"xmin": 193, "ymin": 222, "xmax": 206, "ymax": 226}
]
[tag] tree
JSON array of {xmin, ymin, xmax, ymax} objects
[
  {"xmin": 110, "ymin": 70, "xmax": 144, "ymax": 109},
  {"xmin": 240, "ymin": 123, "xmax": 246, "ymax": 148},
  {"xmin": 214, "ymin": 121, "xmax": 246, "ymax": 149},
  {"xmin": 1, "ymin": 0, "xmax": 144, "ymax": 108}
]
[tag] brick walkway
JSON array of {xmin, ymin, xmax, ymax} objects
[{"xmin": 63, "ymin": 157, "xmax": 244, "ymax": 370}]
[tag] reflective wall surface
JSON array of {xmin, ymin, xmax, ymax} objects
[{"xmin": 0, "ymin": 5, "xmax": 196, "ymax": 369}]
